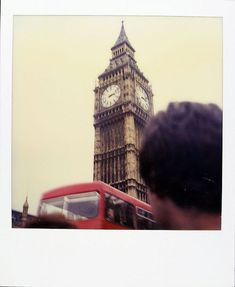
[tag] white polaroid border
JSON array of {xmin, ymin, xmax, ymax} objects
[{"xmin": 1, "ymin": 1, "xmax": 235, "ymax": 287}]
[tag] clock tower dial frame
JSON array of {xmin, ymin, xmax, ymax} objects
[
  {"xmin": 101, "ymin": 84, "xmax": 121, "ymax": 108},
  {"xmin": 93, "ymin": 22, "xmax": 154, "ymax": 201}
]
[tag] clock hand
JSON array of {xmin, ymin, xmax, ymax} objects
[{"xmin": 109, "ymin": 93, "xmax": 115, "ymax": 98}]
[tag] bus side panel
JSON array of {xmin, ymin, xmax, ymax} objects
[
  {"xmin": 75, "ymin": 219, "xmax": 129, "ymax": 229},
  {"xmin": 100, "ymin": 218, "xmax": 129, "ymax": 230},
  {"xmin": 76, "ymin": 218, "xmax": 102, "ymax": 229}
]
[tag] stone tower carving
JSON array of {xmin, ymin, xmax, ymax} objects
[{"xmin": 93, "ymin": 22, "xmax": 154, "ymax": 201}]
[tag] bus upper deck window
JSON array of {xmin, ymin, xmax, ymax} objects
[
  {"xmin": 39, "ymin": 192, "xmax": 100, "ymax": 221},
  {"xmin": 65, "ymin": 192, "xmax": 100, "ymax": 220},
  {"xmin": 39, "ymin": 197, "xmax": 64, "ymax": 215},
  {"xmin": 105, "ymin": 193, "xmax": 134, "ymax": 229}
]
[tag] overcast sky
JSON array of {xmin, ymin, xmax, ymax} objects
[{"xmin": 12, "ymin": 16, "xmax": 222, "ymax": 214}]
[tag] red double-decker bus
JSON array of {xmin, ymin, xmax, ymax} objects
[{"xmin": 38, "ymin": 181, "xmax": 156, "ymax": 229}]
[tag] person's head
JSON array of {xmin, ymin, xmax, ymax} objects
[
  {"xmin": 25, "ymin": 214, "xmax": 77, "ymax": 229},
  {"xmin": 140, "ymin": 102, "xmax": 222, "ymax": 230}
]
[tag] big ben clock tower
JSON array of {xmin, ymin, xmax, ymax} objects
[{"xmin": 93, "ymin": 22, "xmax": 154, "ymax": 201}]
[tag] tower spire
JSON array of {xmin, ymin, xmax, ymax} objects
[
  {"xmin": 22, "ymin": 196, "xmax": 29, "ymax": 227},
  {"xmin": 112, "ymin": 21, "xmax": 135, "ymax": 51},
  {"xmin": 23, "ymin": 196, "xmax": 29, "ymax": 209}
]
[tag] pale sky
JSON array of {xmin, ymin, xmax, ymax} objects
[{"xmin": 12, "ymin": 16, "xmax": 222, "ymax": 215}]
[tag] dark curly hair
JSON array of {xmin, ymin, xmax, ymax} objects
[{"xmin": 140, "ymin": 102, "xmax": 222, "ymax": 213}]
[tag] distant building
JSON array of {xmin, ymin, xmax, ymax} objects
[{"xmin": 12, "ymin": 197, "xmax": 36, "ymax": 228}]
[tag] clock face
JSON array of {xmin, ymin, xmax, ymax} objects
[
  {"xmin": 101, "ymin": 85, "xmax": 121, "ymax": 107},
  {"xmin": 135, "ymin": 85, "xmax": 149, "ymax": 111}
]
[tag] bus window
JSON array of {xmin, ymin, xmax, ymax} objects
[
  {"xmin": 39, "ymin": 192, "xmax": 100, "ymax": 221},
  {"xmin": 136, "ymin": 207, "xmax": 156, "ymax": 230},
  {"xmin": 105, "ymin": 193, "xmax": 134, "ymax": 229},
  {"xmin": 65, "ymin": 192, "xmax": 100, "ymax": 220},
  {"xmin": 39, "ymin": 197, "xmax": 64, "ymax": 215}
]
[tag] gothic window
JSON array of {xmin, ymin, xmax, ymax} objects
[
  {"xmin": 106, "ymin": 158, "xmax": 109, "ymax": 182},
  {"xmin": 104, "ymin": 128, "xmax": 107, "ymax": 152},
  {"xmin": 110, "ymin": 127, "xmax": 113, "ymax": 150},
  {"xmin": 115, "ymin": 157, "xmax": 118, "ymax": 182},
  {"xmin": 111, "ymin": 158, "xmax": 114, "ymax": 183},
  {"xmin": 108, "ymin": 128, "xmax": 110, "ymax": 151},
  {"xmin": 120, "ymin": 155, "xmax": 123, "ymax": 180},
  {"xmin": 101, "ymin": 162, "xmax": 103, "ymax": 182},
  {"xmin": 119, "ymin": 155, "xmax": 122, "ymax": 181},
  {"xmin": 107, "ymin": 158, "xmax": 110, "ymax": 182},
  {"xmin": 101, "ymin": 129, "xmax": 105, "ymax": 152}
]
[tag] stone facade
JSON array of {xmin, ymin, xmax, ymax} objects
[{"xmin": 93, "ymin": 22, "xmax": 154, "ymax": 201}]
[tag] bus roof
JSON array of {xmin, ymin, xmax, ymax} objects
[{"xmin": 41, "ymin": 181, "xmax": 152, "ymax": 211}]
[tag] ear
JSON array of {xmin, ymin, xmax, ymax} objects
[
  {"xmin": 148, "ymin": 192, "xmax": 181, "ymax": 229},
  {"xmin": 149, "ymin": 192, "xmax": 161, "ymax": 205},
  {"xmin": 148, "ymin": 192, "xmax": 163, "ymax": 217}
]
